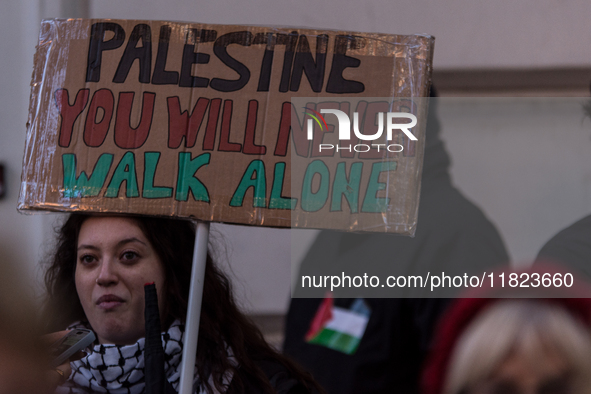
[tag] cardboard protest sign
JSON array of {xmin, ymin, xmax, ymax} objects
[{"xmin": 19, "ymin": 19, "xmax": 433, "ymax": 234}]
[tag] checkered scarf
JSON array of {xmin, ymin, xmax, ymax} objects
[{"xmin": 54, "ymin": 320, "xmax": 225, "ymax": 394}]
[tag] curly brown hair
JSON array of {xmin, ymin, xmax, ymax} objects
[{"xmin": 43, "ymin": 213, "xmax": 321, "ymax": 394}]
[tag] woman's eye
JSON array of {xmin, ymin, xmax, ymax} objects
[
  {"xmin": 121, "ymin": 251, "xmax": 139, "ymax": 262},
  {"xmin": 79, "ymin": 254, "xmax": 96, "ymax": 265}
]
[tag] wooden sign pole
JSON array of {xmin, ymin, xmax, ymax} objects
[{"xmin": 179, "ymin": 221, "xmax": 210, "ymax": 394}]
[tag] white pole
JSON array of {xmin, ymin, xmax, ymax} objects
[{"xmin": 179, "ymin": 221, "xmax": 210, "ymax": 394}]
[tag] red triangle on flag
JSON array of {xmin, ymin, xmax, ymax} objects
[{"xmin": 305, "ymin": 294, "xmax": 334, "ymax": 341}]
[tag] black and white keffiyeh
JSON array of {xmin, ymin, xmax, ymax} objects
[{"xmin": 55, "ymin": 320, "xmax": 230, "ymax": 394}]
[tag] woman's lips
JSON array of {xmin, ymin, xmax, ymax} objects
[{"xmin": 96, "ymin": 294, "xmax": 124, "ymax": 310}]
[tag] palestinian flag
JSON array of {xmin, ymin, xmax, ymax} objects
[{"xmin": 305, "ymin": 297, "xmax": 370, "ymax": 355}]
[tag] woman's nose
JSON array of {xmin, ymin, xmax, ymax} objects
[{"xmin": 95, "ymin": 260, "xmax": 118, "ymax": 286}]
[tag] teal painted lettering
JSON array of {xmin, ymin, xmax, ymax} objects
[
  {"xmin": 105, "ymin": 152, "xmax": 140, "ymax": 198},
  {"xmin": 331, "ymin": 162, "xmax": 362, "ymax": 213},
  {"xmin": 301, "ymin": 160, "xmax": 329, "ymax": 212},
  {"xmin": 142, "ymin": 152, "xmax": 173, "ymax": 198},
  {"xmin": 361, "ymin": 161, "xmax": 397, "ymax": 212},
  {"xmin": 175, "ymin": 152, "xmax": 210, "ymax": 202},
  {"xmin": 62, "ymin": 153, "xmax": 113, "ymax": 197},
  {"xmin": 230, "ymin": 160, "xmax": 267, "ymax": 207},
  {"xmin": 269, "ymin": 162, "xmax": 297, "ymax": 210}
]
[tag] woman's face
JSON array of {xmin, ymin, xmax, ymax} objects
[
  {"xmin": 471, "ymin": 347, "xmax": 573, "ymax": 394},
  {"xmin": 75, "ymin": 216, "xmax": 166, "ymax": 345}
]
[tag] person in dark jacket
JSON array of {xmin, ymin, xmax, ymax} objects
[
  {"xmin": 535, "ymin": 214, "xmax": 591, "ymax": 281},
  {"xmin": 284, "ymin": 92, "xmax": 509, "ymax": 394}
]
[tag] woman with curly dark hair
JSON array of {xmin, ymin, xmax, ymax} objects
[{"xmin": 43, "ymin": 213, "xmax": 321, "ymax": 394}]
